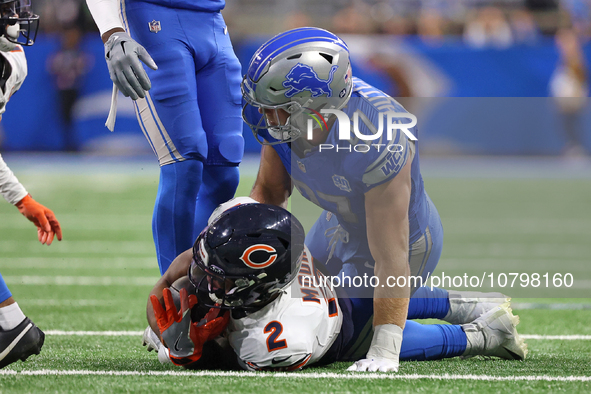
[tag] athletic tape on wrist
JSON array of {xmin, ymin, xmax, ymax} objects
[{"xmin": 366, "ymin": 323, "xmax": 403, "ymax": 360}]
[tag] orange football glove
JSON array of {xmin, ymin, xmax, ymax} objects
[
  {"xmin": 15, "ymin": 194, "xmax": 62, "ymax": 245},
  {"xmin": 168, "ymin": 307, "xmax": 230, "ymax": 366},
  {"xmin": 150, "ymin": 288, "xmax": 229, "ymax": 366}
]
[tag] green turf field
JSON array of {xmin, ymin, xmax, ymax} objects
[{"xmin": 0, "ymin": 157, "xmax": 590, "ymax": 393}]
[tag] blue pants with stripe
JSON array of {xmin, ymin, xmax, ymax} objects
[{"xmin": 122, "ymin": 2, "xmax": 244, "ymax": 273}]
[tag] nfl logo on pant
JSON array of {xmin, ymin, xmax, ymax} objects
[{"xmin": 149, "ymin": 20, "xmax": 161, "ymax": 33}]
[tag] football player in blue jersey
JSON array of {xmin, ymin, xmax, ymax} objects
[
  {"xmin": 144, "ymin": 198, "xmax": 527, "ymax": 371},
  {"xmin": 241, "ymin": 28, "xmax": 527, "ymax": 372},
  {"xmin": 86, "ymin": 0, "xmax": 244, "ymax": 274}
]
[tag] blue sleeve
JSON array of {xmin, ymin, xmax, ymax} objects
[{"xmin": 349, "ymin": 102, "xmax": 415, "ymax": 193}]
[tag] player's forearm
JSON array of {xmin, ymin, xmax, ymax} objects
[
  {"xmin": 373, "ymin": 264, "xmax": 410, "ymax": 328},
  {"xmin": 86, "ymin": 0, "xmax": 125, "ymax": 38},
  {"xmin": 371, "ymin": 228, "xmax": 410, "ymax": 327},
  {"xmin": 249, "ymin": 184, "xmax": 289, "ymax": 208},
  {"xmin": 250, "ymin": 145, "xmax": 291, "ymax": 208},
  {"xmin": 365, "ymin": 169, "xmax": 412, "ymax": 328},
  {"xmin": 0, "ymin": 154, "xmax": 27, "ymax": 205}
]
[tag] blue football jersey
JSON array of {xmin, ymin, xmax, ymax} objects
[{"xmin": 258, "ymin": 77, "xmax": 429, "ymax": 245}]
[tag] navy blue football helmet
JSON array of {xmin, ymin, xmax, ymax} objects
[{"xmin": 189, "ymin": 203, "xmax": 306, "ymax": 310}]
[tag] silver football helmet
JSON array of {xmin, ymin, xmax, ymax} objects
[{"xmin": 242, "ymin": 27, "xmax": 353, "ymax": 145}]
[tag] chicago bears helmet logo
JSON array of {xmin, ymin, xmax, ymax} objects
[
  {"xmin": 240, "ymin": 244, "xmax": 278, "ymax": 269},
  {"xmin": 283, "ymin": 64, "xmax": 338, "ymax": 98}
]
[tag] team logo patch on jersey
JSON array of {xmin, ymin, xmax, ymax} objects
[
  {"xmin": 332, "ymin": 175, "xmax": 351, "ymax": 192},
  {"xmin": 297, "ymin": 161, "xmax": 306, "ymax": 173},
  {"xmin": 283, "ymin": 63, "xmax": 338, "ymax": 98},
  {"xmin": 240, "ymin": 244, "xmax": 278, "ymax": 269},
  {"xmin": 379, "ymin": 149, "xmax": 406, "ymax": 178},
  {"xmin": 149, "ymin": 20, "xmax": 161, "ymax": 33}
]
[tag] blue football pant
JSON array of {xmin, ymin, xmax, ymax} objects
[
  {"xmin": 154, "ymin": 163, "xmax": 239, "ymax": 274},
  {"xmin": 121, "ymin": 3, "xmax": 244, "ymax": 273},
  {"xmin": 339, "ymin": 289, "xmax": 466, "ymax": 362}
]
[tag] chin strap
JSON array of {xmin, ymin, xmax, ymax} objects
[{"xmin": 105, "ymin": 84, "xmax": 118, "ymax": 131}]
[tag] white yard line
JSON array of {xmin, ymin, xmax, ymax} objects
[
  {"xmin": 521, "ymin": 335, "xmax": 591, "ymax": 340},
  {"xmin": 42, "ymin": 331, "xmax": 591, "ymax": 340},
  {"xmin": 21, "ymin": 300, "xmax": 114, "ymax": 306},
  {"xmin": 46, "ymin": 331, "xmax": 144, "ymax": 336},
  {"xmin": 0, "ymin": 370, "xmax": 589, "ymax": 381},
  {"xmin": 3, "ymin": 276, "xmax": 156, "ymax": 286},
  {"xmin": 0, "ymin": 257, "xmax": 155, "ymax": 269},
  {"xmin": 512, "ymin": 303, "xmax": 591, "ymax": 310}
]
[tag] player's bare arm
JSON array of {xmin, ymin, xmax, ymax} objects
[
  {"xmin": 250, "ymin": 144, "xmax": 292, "ymax": 208},
  {"xmin": 366, "ymin": 157, "xmax": 412, "ymax": 326},
  {"xmin": 146, "ymin": 248, "xmax": 193, "ymax": 336},
  {"xmin": 349, "ymin": 156, "xmax": 412, "ymax": 372}
]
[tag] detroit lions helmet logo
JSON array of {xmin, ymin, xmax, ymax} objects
[{"xmin": 283, "ymin": 64, "xmax": 339, "ymax": 98}]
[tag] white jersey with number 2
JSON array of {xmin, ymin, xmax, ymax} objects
[{"xmin": 227, "ymin": 246, "xmax": 342, "ymax": 371}]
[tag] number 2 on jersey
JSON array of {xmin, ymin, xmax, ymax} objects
[{"xmin": 264, "ymin": 321, "xmax": 288, "ymax": 352}]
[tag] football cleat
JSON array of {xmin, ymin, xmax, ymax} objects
[
  {"xmin": 461, "ymin": 302, "xmax": 528, "ymax": 360},
  {"xmin": 142, "ymin": 326, "xmax": 171, "ymax": 364},
  {"xmin": 444, "ymin": 291, "xmax": 510, "ymax": 325},
  {"xmin": 0, "ymin": 317, "xmax": 44, "ymax": 369},
  {"xmin": 142, "ymin": 326, "xmax": 160, "ymax": 352}
]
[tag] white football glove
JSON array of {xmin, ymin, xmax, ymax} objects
[
  {"xmin": 347, "ymin": 324, "xmax": 402, "ymax": 373},
  {"xmin": 347, "ymin": 357, "xmax": 399, "ymax": 372},
  {"xmin": 104, "ymin": 32, "xmax": 157, "ymax": 100}
]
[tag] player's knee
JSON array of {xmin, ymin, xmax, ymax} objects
[
  {"xmin": 217, "ymin": 134, "xmax": 244, "ymax": 164},
  {"xmin": 205, "ymin": 166, "xmax": 239, "ymax": 194},
  {"xmin": 169, "ymin": 112, "xmax": 209, "ymax": 162},
  {"xmin": 160, "ymin": 159, "xmax": 205, "ymax": 193}
]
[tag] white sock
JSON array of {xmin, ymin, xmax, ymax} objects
[{"xmin": 0, "ymin": 302, "xmax": 26, "ymax": 330}]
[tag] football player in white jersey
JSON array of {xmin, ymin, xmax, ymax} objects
[
  {"xmin": 0, "ymin": 0, "xmax": 63, "ymax": 368},
  {"xmin": 146, "ymin": 202, "xmax": 338, "ymax": 370},
  {"xmin": 146, "ymin": 199, "xmax": 526, "ymax": 371}
]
